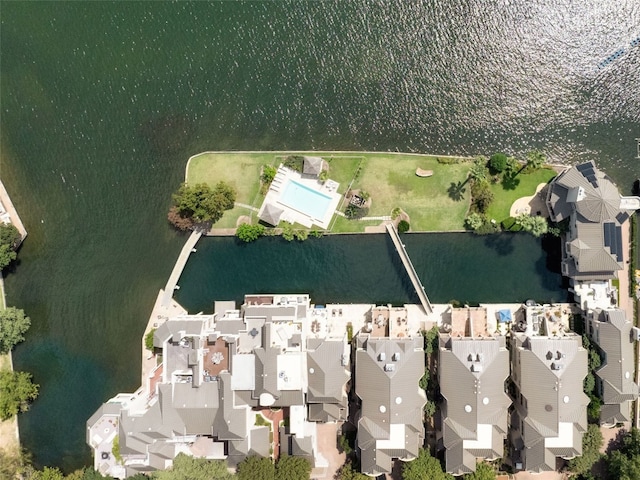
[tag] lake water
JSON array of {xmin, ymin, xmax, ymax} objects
[{"xmin": 1, "ymin": 0, "xmax": 638, "ymax": 471}]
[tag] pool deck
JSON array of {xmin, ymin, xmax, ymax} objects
[{"xmin": 258, "ymin": 165, "xmax": 341, "ymax": 229}]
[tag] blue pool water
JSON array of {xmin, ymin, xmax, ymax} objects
[{"xmin": 279, "ymin": 180, "xmax": 333, "ymax": 220}]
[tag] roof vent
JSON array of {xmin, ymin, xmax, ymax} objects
[
  {"xmin": 464, "ymin": 405, "xmax": 472, "ymax": 413},
  {"xmin": 545, "ymin": 404, "xmax": 553, "ymax": 412},
  {"xmin": 556, "ymin": 351, "xmax": 562, "ymax": 360},
  {"xmin": 379, "ymin": 405, "xmax": 386, "ymax": 413},
  {"xmin": 468, "ymin": 354, "xmax": 473, "ymax": 362},
  {"xmin": 384, "ymin": 364, "xmax": 395, "ymax": 372},
  {"xmin": 476, "ymin": 353, "xmax": 483, "ymax": 362},
  {"xmin": 563, "ymin": 396, "xmax": 569, "ymax": 404},
  {"xmin": 482, "ymin": 397, "xmax": 489, "ymax": 405},
  {"xmin": 551, "ymin": 363, "xmax": 563, "ymax": 370},
  {"xmin": 395, "ymin": 397, "xmax": 403, "ymax": 405},
  {"xmin": 472, "ymin": 364, "xmax": 482, "ymax": 373}
]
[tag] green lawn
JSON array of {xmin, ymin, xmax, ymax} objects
[
  {"xmin": 186, "ymin": 152, "xmax": 558, "ymax": 233},
  {"xmin": 353, "ymin": 154, "xmax": 471, "ymax": 231},
  {"xmin": 331, "ymin": 216, "xmax": 382, "ymax": 233},
  {"xmin": 186, "ymin": 152, "xmax": 277, "ymax": 205},
  {"xmin": 485, "ymin": 168, "xmax": 557, "ymax": 224}
]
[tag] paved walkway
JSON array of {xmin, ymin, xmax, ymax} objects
[
  {"xmin": 235, "ymin": 202, "xmax": 259, "ymax": 212},
  {"xmin": 509, "ymin": 183, "xmax": 549, "ymax": 218},
  {"xmin": 0, "ymin": 179, "xmax": 27, "ymax": 241},
  {"xmin": 334, "ymin": 210, "xmax": 390, "ymax": 221}
]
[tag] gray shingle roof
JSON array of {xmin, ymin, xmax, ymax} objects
[
  {"xmin": 259, "ymin": 202, "xmax": 284, "ymax": 226},
  {"xmin": 355, "ymin": 336, "xmax": 426, "ymax": 477},
  {"xmin": 303, "ymin": 156, "xmax": 324, "ymax": 176},
  {"xmin": 510, "ymin": 335, "xmax": 588, "ymax": 472},
  {"xmin": 306, "ymin": 338, "xmax": 349, "ymax": 405},
  {"xmin": 547, "ymin": 161, "xmax": 630, "ymax": 282},
  {"xmin": 590, "ymin": 309, "xmax": 639, "ymax": 423},
  {"xmin": 439, "ymin": 335, "xmax": 511, "ymax": 475}
]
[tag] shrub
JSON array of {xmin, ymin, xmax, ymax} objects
[
  {"xmin": 391, "ymin": 207, "xmax": 402, "ymax": 220},
  {"xmin": 294, "ymin": 230, "xmax": 308, "ymax": 241},
  {"xmin": 344, "ymin": 205, "xmax": 369, "ymax": 219},
  {"xmin": 471, "ymin": 180, "xmax": 494, "ymax": 213},
  {"xmin": 424, "ymin": 400, "xmax": 436, "ymax": 417},
  {"xmin": 261, "ymin": 164, "xmax": 277, "ymax": 185},
  {"xmin": 319, "ymin": 170, "xmax": 328, "ymax": 182},
  {"xmin": 145, "ymin": 329, "xmax": 156, "ymax": 352},
  {"xmin": 236, "ymin": 223, "xmax": 265, "ymax": 243},
  {"xmin": 397, "ymin": 220, "xmax": 410, "ymax": 233},
  {"xmin": 309, "ymin": 229, "xmax": 323, "ymax": 238},
  {"xmin": 489, "ymin": 153, "xmax": 508, "ymax": 173},
  {"xmin": 281, "ymin": 222, "xmax": 295, "ymax": 241},
  {"xmin": 474, "ymin": 221, "xmax": 500, "ymax": 235},
  {"xmin": 283, "ymin": 155, "xmax": 304, "ymax": 172},
  {"xmin": 465, "ymin": 212, "xmax": 485, "ymax": 231},
  {"xmin": 436, "ymin": 157, "xmax": 462, "ymax": 164}
]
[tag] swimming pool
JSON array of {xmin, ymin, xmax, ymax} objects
[{"xmin": 279, "ymin": 180, "xmax": 333, "ymax": 220}]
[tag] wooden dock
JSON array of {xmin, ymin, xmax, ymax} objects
[
  {"xmin": 162, "ymin": 229, "xmax": 202, "ymax": 307},
  {"xmin": 385, "ymin": 223, "xmax": 433, "ymax": 314}
]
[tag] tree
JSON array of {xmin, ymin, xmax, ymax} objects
[
  {"xmin": 0, "ymin": 306, "xmax": 31, "ymax": 354},
  {"xmin": 423, "ymin": 326, "xmax": 439, "ymax": 355},
  {"xmin": 236, "ymin": 456, "xmax": 275, "ymax": 480},
  {"xmin": 275, "ymin": 455, "xmax": 311, "ymax": 480},
  {"xmin": 583, "ymin": 372, "xmax": 595, "ymax": 394},
  {"xmin": 402, "ymin": 448, "xmax": 453, "ymax": 480},
  {"xmin": 419, "ymin": 369, "xmax": 430, "ymax": 390},
  {"xmin": 0, "ymin": 223, "xmax": 21, "ymax": 250},
  {"xmin": 470, "ymin": 180, "xmax": 494, "ymax": 214},
  {"xmin": 514, "ymin": 214, "xmax": 548, "ymax": 237},
  {"xmin": 463, "ymin": 462, "xmax": 496, "ymax": 480},
  {"xmin": 335, "ymin": 461, "xmax": 369, "ymax": 480},
  {"xmin": 171, "ymin": 182, "xmax": 236, "ymax": 224},
  {"xmin": 30, "ymin": 466, "xmax": 65, "ymax": 480},
  {"xmin": 525, "ymin": 150, "xmax": 546, "ymax": 172},
  {"xmin": 236, "ymin": 223, "xmax": 265, "ymax": 242},
  {"xmin": 0, "ymin": 370, "xmax": 39, "ymax": 420},
  {"xmin": 465, "ymin": 213, "xmax": 485, "ymax": 231},
  {"xmin": 489, "ymin": 153, "xmax": 508, "ymax": 174},
  {"xmin": 424, "ymin": 400, "xmax": 437, "ymax": 417},
  {"xmin": 504, "ymin": 157, "xmax": 520, "ymax": 176},
  {"xmin": 167, "ymin": 206, "xmax": 195, "ymax": 231},
  {"xmin": 468, "ymin": 159, "xmax": 488, "ymax": 184},
  {"xmin": 398, "ymin": 220, "xmax": 410, "ymax": 233},
  {"xmin": 0, "ymin": 244, "xmax": 17, "ymax": 270},
  {"xmin": 568, "ymin": 424, "xmax": 603, "ymax": 476},
  {"xmin": 153, "ymin": 453, "xmax": 233, "ymax": 480}
]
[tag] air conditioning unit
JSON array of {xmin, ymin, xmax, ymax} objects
[
  {"xmin": 632, "ymin": 327, "xmax": 640, "ymax": 341},
  {"xmin": 384, "ymin": 364, "xmax": 395, "ymax": 372}
]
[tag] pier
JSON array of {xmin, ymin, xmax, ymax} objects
[
  {"xmin": 385, "ymin": 223, "xmax": 433, "ymax": 314},
  {"xmin": 162, "ymin": 229, "xmax": 202, "ymax": 307}
]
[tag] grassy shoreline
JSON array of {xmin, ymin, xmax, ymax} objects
[{"xmin": 185, "ymin": 151, "xmax": 556, "ymax": 234}]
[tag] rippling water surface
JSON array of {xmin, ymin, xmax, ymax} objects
[{"xmin": 1, "ymin": 0, "xmax": 638, "ymax": 470}]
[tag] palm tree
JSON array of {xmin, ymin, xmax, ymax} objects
[
  {"xmin": 526, "ymin": 150, "xmax": 546, "ymax": 171},
  {"xmin": 468, "ymin": 159, "xmax": 488, "ymax": 184}
]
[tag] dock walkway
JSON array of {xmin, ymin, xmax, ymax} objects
[
  {"xmin": 162, "ymin": 229, "xmax": 202, "ymax": 306},
  {"xmin": 385, "ymin": 224, "xmax": 433, "ymax": 315}
]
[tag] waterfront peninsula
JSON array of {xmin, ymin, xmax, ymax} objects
[
  {"xmin": 88, "ymin": 159, "xmax": 640, "ymax": 480},
  {"xmin": 179, "ymin": 151, "xmax": 558, "ymax": 235}
]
